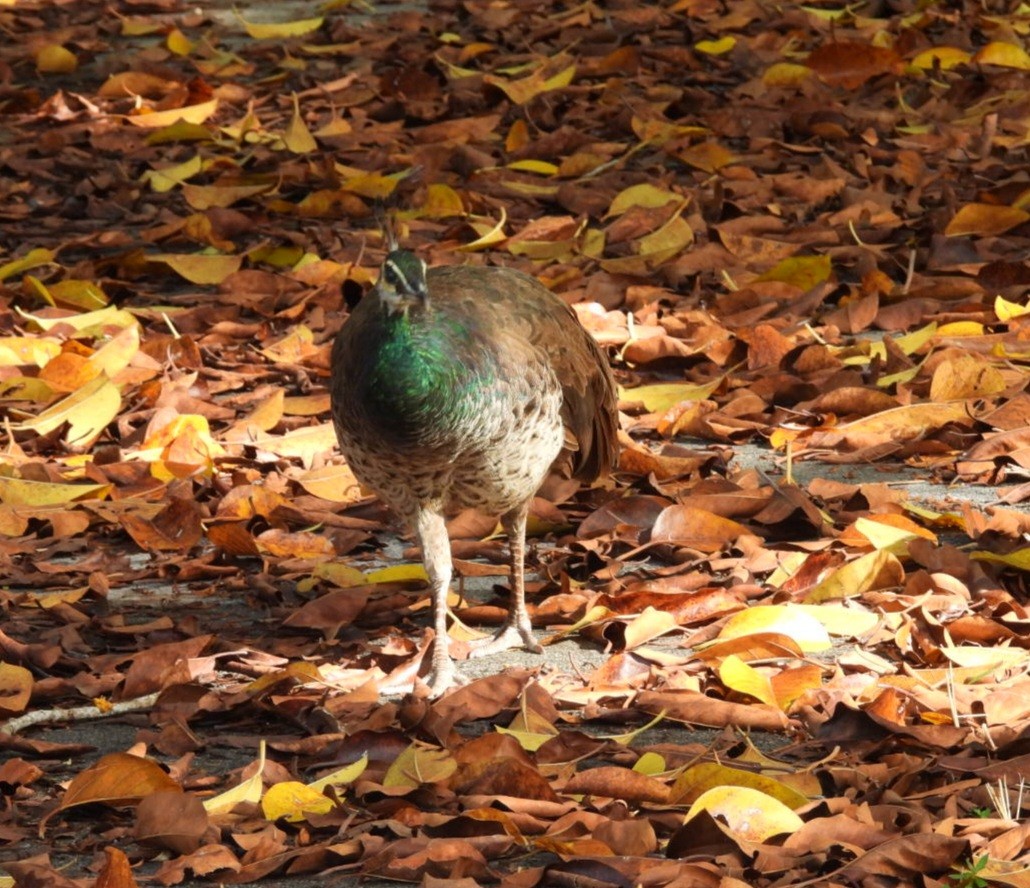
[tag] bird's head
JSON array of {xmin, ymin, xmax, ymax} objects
[{"xmin": 376, "ymin": 250, "xmax": 429, "ymax": 315}]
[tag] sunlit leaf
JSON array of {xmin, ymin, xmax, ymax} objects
[
  {"xmin": 805, "ymin": 549, "xmax": 904, "ymax": 603},
  {"xmin": 0, "ymin": 476, "xmax": 109, "ymax": 507},
  {"xmin": 973, "ymin": 41, "xmax": 1030, "ymax": 70},
  {"xmin": 151, "ymin": 253, "xmax": 243, "ymax": 285},
  {"xmin": 261, "ymin": 781, "xmax": 335, "ymax": 822},
  {"xmin": 35, "ymin": 44, "xmax": 77, "ymax": 74},
  {"xmin": 141, "ymin": 154, "xmax": 203, "ymax": 192},
  {"xmin": 283, "ymin": 92, "xmax": 317, "ymax": 153},
  {"xmin": 203, "ymin": 741, "xmax": 266, "ymax": 814},
  {"xmin": 0, "ymin": 248, "xmax": 56, "ymax": 282},
  {"xmin": 14, "ymin": 373, "xmax": 121, "ymax": 450},
  {"xmin": 946, "ymin": 203, "xmax": 1030, "ymax": 237},
  {"xmin": 755, "ymin": 254, "xmax": 832, "ymax": 290},
  {"xmin": 126, "ymin": 99, "xmax": 218, "ymax": 128},
  {"xmin": 383, "ymin": 744, "xmax": 456, "ymax": 788},
  {"xmin": 716, "ymin": 604, "xmax": 831, "ymax": 652},
  {"xmin": 719, "ymin": 655, "xmax": 776, "ymax": 706},
  {"xmin": 683, "ymin": 785, "xmax": 804, "ymax": 842},
  {"xmin": 235, "ymin": 9, "xmax": 324, "ymax": 39},
  {"xmin": 694, "ymin": 36, "xmax": 736, "ymax": 55},
  {"xmin": 763, "ymin": 62, "xmax": 814, "ymax": 87},
  {"xmin": 0, "ymin": 662, "xmax": 33, "ymax": 714},
  {"xmin": 909, "ymin": 46, "xmax": 971, "ymax": 70},
  {"xmin": 59, "ymin": 753, "xmax": 181, "ymax": 810},
  {"xmin": 606, "ymin": 184, "xmax": 681, "ymax": 217}
]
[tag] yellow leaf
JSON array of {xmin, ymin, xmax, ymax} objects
[
  {"xmin": 684, "ymin": 786, "xmax": 804, "ymax": 842},
  {"xmin": 607, "ymin": 183, "xmax": 680, "ymax": 217},
  {"xmin": 755, "ymin": 254, "xmax": 832, "ymax": 290},
  {"xmin": 805, "ymin": 549, "xmax": 904, "ymax": 603},
  {"xmin": 0, "ymin": 248, "xmax": 56, "ymax": 282},
  {"xmin": 457, "ymin": 209, "xmax": 507, "ymax": 251},
  {"xmin": 972, "ymin": 548, "xmax": 1030, "ymax": 571},
  {"xmin": 851, "ymin": 516, "xmax": 928, "ymax": 555},
  {"xmin": 165, "ymin": 27, "xmax": 192, "ymax": 55},
  {"xmin": 624, "ymin": 379, "xmax": 721, "ymax": 412},
  {"xmin": 935, "ymin": 320, "xmax": 984, "ymax": 336},
  {"xmin": 0, "ymin": 477, "xmax": 110, "ymax": 507},
  {"xmin": 261, "ymin": 781, "xmax": 334, "ymax": 822},
  {"xmin": 28, "ymin": 277, "xmax": 108, "ymax": 311},
  {"xmin": 308, "ymin": 562, "xmax": 368, "ymax": 589},
  {"xmin": 295, "ymin": 464, "xmax": 365, "ymax": 504},
  {"xmin": 719, "ymin": 655, "xmax": 776, "ymax": 706},
  {"xmin": 126, "ymin": 99, "xmax": 218, "ymax": 128},
  {"xmin": 621, "ymin": 607, "xmax": 679, "ymax": 649},
  {"xmin": 15, "ymin": 304, "xmax": 137, "ymax": 335},
  {"xmin": 633, "ymin": 752, "xmax": 666, "ymax": 776},
  {"xmin": 695, "ymin": 36, "xmax": 736, "ymax": 55},
  {"xmin": 365, "ymin": 564, "xmax": 429, "ymax": 584},
  {"xmin": 204, "ymin": 741, "xmax": 266, "ymax": 814},
  {"xmin": 996, "ymin": 295, "xmax": 1030, "ymax": 321},
  {"xmin": 763, "ymin": 62, "xmax": 813, "ymax": 87},
  {"xmin": 506, "ymin": 159, "xmax": 559, "ymax": 175},
  {"xmin": 35, "ymin": 44, "xmax": 77, "ymax": 74},
  {"xmin": 15, "ymin": 374, "xmax": 121, "ymax": 450},
  {"xmin": 416, "ymin": 182, "xmax": 465, "ymax": 219},
  {"xmin": 383, "ymin": 744, "xmax": 457, "ymax": 788},
  {"xmin": 946, "ymin": 203, "xmax": 1030, "ymax": 237},
  {"xmin": 283, "ymin": 92, "xmax": 317, "ymax": 154},
  {"xmin": 495, "ymin": 725, "xmax": 557, "ymax": 752},
  {"xmin": 717, "ymin": 604, "xmax": 831, "ymax": 652},
  {"xmin": 307, "ymin": 754, "xmax": 368, "ymax": 793},
  {"xmin": 141, "ymin": 154, "xmax": 203, "ymax": 192},
  {"xmin": 939, "ymin": 646, "xmax": 1029, "ymax": 670},
  {"xmin": 639, "ymin": 212, "xmax": 693, "ymax": 257},
  {"xmin": 909, "ymin": 46, "xmax": 971, "ymax": 70},
  {"xmin": 340, "ymin": 172, "xmax": 401, "ymax": 199},
  {"xmin": 672, "ymin": 762, "xmax": 809, "ymax": 809},
  {"xmin": 0, "ymin": 336, "xmax": 61, "ymax": 367},
  {"xmin": 236, "ymin": 10, "xmax": 324, "ymax": 39},
  {"xmin": 89, "ymin": 323, "xmax": 140, "ymax": 380},
  {"xmin": 929, "ymin": 354, "xmax": 1006, "ymax": 400},
  {"xmin": 973, "ymin": 41, "xmax": 1030, "ymax": 70},
  {"xmin": 152, "ymin": 253, "xmax": 243, "ymax": 285}
]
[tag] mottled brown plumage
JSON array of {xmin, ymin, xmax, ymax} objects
[{"xmin": 331, "ymin": 250, "xmax": 618, "ymax": 694}]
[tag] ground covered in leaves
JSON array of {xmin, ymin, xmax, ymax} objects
[{"xmin": 3, "ymin": 0, "xmax": 1030, "ymax": 885}]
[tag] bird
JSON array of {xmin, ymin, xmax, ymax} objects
[{"xmin": 330, "ymin": 245, "xmax": 619, "ymax": 695}]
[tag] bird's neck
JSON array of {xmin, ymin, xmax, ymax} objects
[{"xmin": 366, "ymin": 305, "xmax": 489, "ymax": 442}]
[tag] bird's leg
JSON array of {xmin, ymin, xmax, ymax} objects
[
  {"xmin": 414, "ymin": 506, "xmax": 463, "ymax": 695},
  {"xmin": 469, "ymin": 501, "xmax": 544, "ymax": 658}
]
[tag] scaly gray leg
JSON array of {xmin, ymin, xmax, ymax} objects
[{"xmin": 469, "ymin": 501, "xmax": 543, "ymax": 658}]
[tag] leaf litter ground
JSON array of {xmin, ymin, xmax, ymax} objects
[{"xmin": 2, "ymin": 0, "xmax": 1030, "ymax": 886}]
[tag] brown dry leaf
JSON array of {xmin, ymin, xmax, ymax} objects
[
  {"xmin": 650, "ymin": 505, "xmax": 754, "ymax": 551},
  {"xmin": 946, "ymin": 203, "xmax": 1030, "ymax": 237},
  {"xmin": 59, "ymin": 752, "xmax": 181, "ymax": 811},
  {"xmin": 805, "ymin": 41, "xmax": 903, "ymax": 89},
  {"xmin": 94, "ymin": 846, "xmax": 139, "ymax": 888},
  {"xmin": 0, "ymin": 662, "xmax": 33, "ymax": 715}
]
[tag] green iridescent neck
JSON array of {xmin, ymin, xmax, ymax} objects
[{"xmin": 364, "ymin": 307, "xmax": 489, "ymax": 444}]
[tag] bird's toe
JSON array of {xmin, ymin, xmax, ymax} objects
[{"xmin": 467, "ymin": 620, "xmax": 542, "ymax": 658}]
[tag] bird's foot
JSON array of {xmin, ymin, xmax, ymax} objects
[
  {"xmin": 418, "ymin": 648, "xmax": 469, "ymax": 698},
  {"xmin": 467, "ymin": 618, "xmax": 543, "ymax": 658}
]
